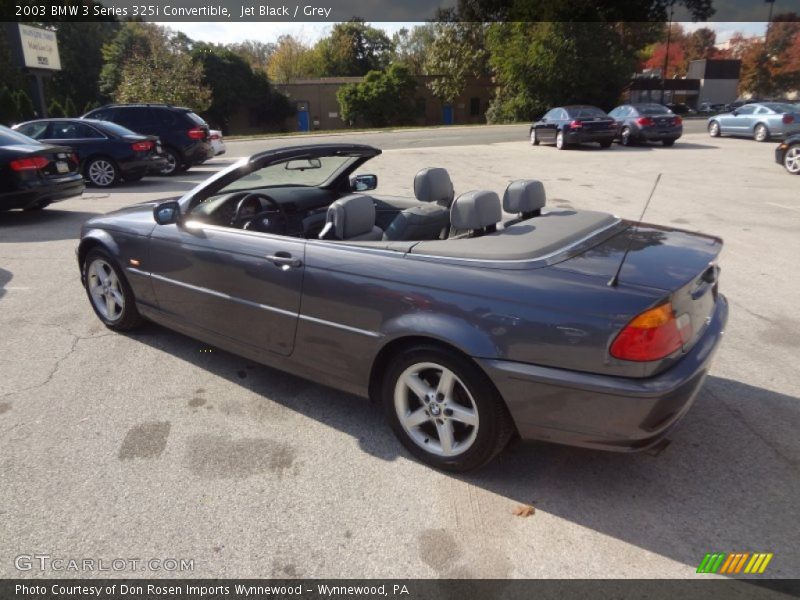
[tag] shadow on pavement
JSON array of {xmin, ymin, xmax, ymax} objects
[
  {"xmin": 0, "ymin": 268, "xmax": 11, "ymax": 301},
  {"xmin": 123, "ymin": 321, "xmax": 800, "ymax": 576},
  {"xmin": 0, "ymin": 209, "xmax": 101, "ymax": 243}
]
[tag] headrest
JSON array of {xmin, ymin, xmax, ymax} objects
[
  {"xmin": 413, "ymin": 167, "xmax": 454, "ymax": 205},
  {"xmin": 503, "ymin": 179, "xmax": 546, "ymax": 214},
  {"xmin": 325, "ymin": 195, "xmax": 376, "ymax": 239},
  {"xmin": 450, "ymin": 190, "xmax": 502, "ymax": 231}
]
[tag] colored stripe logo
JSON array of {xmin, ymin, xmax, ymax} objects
[{"xmin": 697, "ymin": 552, "xmax": 773, "ymax": 574}]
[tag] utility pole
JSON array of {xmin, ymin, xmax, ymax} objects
[{"xmin": 660, "ymin": 1, "xmax": 675, "ymax": 104}]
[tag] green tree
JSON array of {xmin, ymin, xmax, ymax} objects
[
  {"xmin": 425, "ymin": 22, "xmax": 489, "ymax": 105},
  {"xmin": 337, "ymin": 64, "xmax": 417, "ymax": 127},
  {"xmin": 266, "ymin": 35, "xmax": 321, "ymax": 83},
  {"xmin": 15, "ymin": 90, "xmax": 36, "ymax": 120},
  {"xmin": 191, "ymin": 42, "xmax": 291, "ymax": 132},
  {"xmin": 47, "ymin": 98, "xmax": 66, "ymax": 118},
  {"xmin": 392, "ymin": 25, "xmax": 435, "ymax": 75},
  {"xmin": 227, "ymin": 40, "xmax": 276, "ymax": 72},
  {"xmin": 0, "ymin": 86, "xmax": 18, "ymax": 125},
  {"xmin": 684, "ymin": 27, "xmax": 717, "ymax": 64},
  {"xmin": 63, "ymin": 96, "xmax": 77, "ymax": 118},
  {"xmin": 316, "ymin": 20, "xmax": 394, "ymax": 77},
  {"xmin": 99, "ymin": 22, "xmax": 154, "ymax": 98}
]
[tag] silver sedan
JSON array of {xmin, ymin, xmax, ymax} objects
[{"xmin": 707, "ymin": 102, "xmax": 800, "ymax": 142}]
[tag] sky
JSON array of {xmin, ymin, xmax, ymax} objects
[{"xmin": 162, "ymin": 21, "xmax": 769, "ymax": 47}]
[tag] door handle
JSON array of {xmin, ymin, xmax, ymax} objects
[{"xmin": 265, "ymin": 252, "xmax": 302, "ymax": 268}]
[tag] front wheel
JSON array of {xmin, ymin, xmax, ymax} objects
[
  {"xmin": 530, "ymin": 129, "xmax": 539, "ymax": 146},
  {"xmin": 708, "ymin": 121, "xmax": 721, "ymax": 137},
  {"xmin": 382, "ymin": 345, "xmax": 514, "ymax": 471},
  {"xmin": 83, "ymin": 248, "xmax": 144, "ymax": 331},
  {"xmin": 784, "ymin": 144, "xmax": 800, "ymax": 174}
]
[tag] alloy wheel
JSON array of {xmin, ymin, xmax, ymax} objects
[
  {"xmin": 621, "ymin": 127, "xmax": 631, "ymax": 146},
  {"xmin": 393, "ymin": 362, "xmax": 479, "ymax": 458},
  {"xmin": 754, "ymin": 124, "xmax": 769, "ymax": 142},
  {"xmin": 556, "ymin": 131, "xmax": 565, "ymax": 149},
  {"xmin": 785, "ymin": 146, "xmax": 800, "ymax": 174},
  {"xmin": 87, "ymin": 159, "xmax": 116, "ymax": 187},
  {"xmin": 87, "ymin": 259, "xmax": 124, "ymax": 321},
  {"xmin": 159, "ymin": 150, "xmax": 179, "ymax": 175},
  {"xmin": 708, "ymin": 121, "xmax": 720, "ymax": 137}
]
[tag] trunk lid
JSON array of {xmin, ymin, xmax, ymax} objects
[{"xmin": 554, "ymin": 223, "xmax": 723, "ymax": 350}]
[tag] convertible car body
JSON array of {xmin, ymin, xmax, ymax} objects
[{"xmin": 77, "ymin": 144, "xmax": 727, "ymax": 471}]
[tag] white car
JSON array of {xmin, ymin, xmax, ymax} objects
[{"xmin": 209, "ymin": 130, "xmax": 226, "ymax": 156}]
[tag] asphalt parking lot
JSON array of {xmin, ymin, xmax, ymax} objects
[{"xmin": 1, "ymin": 125, "xmax": 798, "ymax": 579}]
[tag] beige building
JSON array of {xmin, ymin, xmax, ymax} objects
[{"xmin": 275, "ymin": 75, "xmax": 496, "ymax": 132}]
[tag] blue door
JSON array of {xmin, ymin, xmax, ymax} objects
[
  {"xmin": 442, "ymin": 105, "xmax": 454, "ymax": 125},
  {"xmin": 297, "ymin": 110, "xmax": 309, "ymax": 132}
]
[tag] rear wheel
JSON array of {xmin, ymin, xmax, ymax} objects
[
  {"xmin": 382, "ymin": 345, "xmax": 514, "ymax": 472},
  {"xmin": 662, "ymin": 138, "xmax": 676, "ymax": 147},
  {"xmin": 754, "ymin": 123, "xmax": 770, "ymax": 142},
  {"xmin": 85, "ymin": 157, "xmax": 119, "ymax": 187},
  {"xmin": 530, "ymin": 129, "xmax": 539, "ymax": 146},
  {"xmin": 620, "ymin": 126, "xmax": 633, "ymax": 146},
  {"xmin": 83, "ymin": 248, "xmax": 144, "ymax": 331},
  {"xmin": 555, "ymin": 131, "xmax": 567, "ymax": 150},
  {"xmin": 158, "ymin": 148, "xmax": 182, "ymax": 176},
  {"xmin": 708, "ymin": 121, "xmax": 721, "ymax": 137},
  {"xmin": 784, "ymin": 144, "xmax": 800, "ymax": 175}
]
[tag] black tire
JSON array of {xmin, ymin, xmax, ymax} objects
[
  {"xmin": 83, "ymin": 248, "xmax": 144, "ymax": 331},
  {"xmin": 708, "ymin": 121, "xmax": 721, "ymax": 137},
  {"xmin": 662, "ymin": 138, "xmax": 676, "ymax": 147},
  {"xmin": 382, "ymin": 345, "xmax": 515, "ymax": 472},
  {"xmin": 23, "ymin": 203, "xmax": 48, "ymax": 211},
  {"xmin": 85, "ymin": 157, "xmax": 119, "ymax": 188},
  {"xmin": 599, "ymin": 140, "xmax": 613, "ymax": 148},
  {"xmin": 620, "ymin": 126, "xmax": 633, "ymax": 146},
  {"xmin": 753, "ymin": 123, "xmax": 770, "ymax": 143},
  {"xmin": 555, "ymin": 130, "xmax": 567, "ymax": 150},
  {"xmin": 158, "ymin": 148, "xmax": 183, "ymax": 176}
]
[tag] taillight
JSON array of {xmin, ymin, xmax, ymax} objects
[
  {"xmin": 672, "ymin": 115, "xmax": 683, "ymax": 126},
  {"xmin": 610, "ymin": 303, "xmax": 693, "ymax": 362},
  {"xmin": 187, "ymin": 127, "xmax": 205, "ymax": 140},
  {"xmin": 636, "ymin": 117, "xmax": 655, "ymax": 127},
  {"xmin": 131, "ymin": 141, "xmax": 153, "ymax": 152},
  {"xmin": 10, "ymin": 156, "xmax": 49, "ymax": 171},
  {"xmin": 569, "ymin": 120, "xmax": 583, "ymax": 129},
  {"xmin": 783, "ymin": 114, "xmax": 794, "ymax": 125}
]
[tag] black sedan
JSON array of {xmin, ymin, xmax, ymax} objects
[
  {"xmin": 530, "ymin": 105, "xmax": 617, "ymax": 150},
  {"xmin": 608, "ymin": 103, "xmax": 683, "ymax": 146},
  {"xmin": 77, "ymin": 143, "xmax": 728, "ymax": 471},
  {"xmin": 775, "ymin": 132, "xmax": 800, "ymax": 175},
  {"xmin": 0, "ymin": 125, "xmax": 84, "ymax": 212},
  {"xmin": 13, "ymin": 119, "xmax": 167, "ymax": 188}
]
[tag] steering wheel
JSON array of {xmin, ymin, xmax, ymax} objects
[{"xmin": 230, "ymin": 192, "xmax": 288, "ymax": 234}]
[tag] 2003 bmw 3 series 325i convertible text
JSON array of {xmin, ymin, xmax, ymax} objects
[{"xmin": 77, "ymin": 144, "xmax": 727, "ymax": 471}]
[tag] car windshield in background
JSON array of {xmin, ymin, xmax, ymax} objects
[
  {"xmin": 217, "ymin": 155, "xmax": 357, "ymax": 193},
  {"xmin": 568, "ymin": 107, "xmax": 607, "ymax": 118},
  {"xmin": 636, "ymin": 104, "xmax": 672, "ymax": 115},
  {"xmin": 0, "ymin": 125, "xmax": 39, "ymax": 145},
  {"xmin": 763, "ymin": 103, "xmax": 797, "ymax": 113},
  {"xmin": 93, "ymin": 120, "xmax": 138, "ymax": 137}
]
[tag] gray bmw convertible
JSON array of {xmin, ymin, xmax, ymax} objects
[{"xmin": 78, "ymin": 144, "xmax": 727, "ymax": 471}]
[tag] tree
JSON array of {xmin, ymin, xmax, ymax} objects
[
  {"xmin": 315, "ymin": 20, "xmax": 394, "ymax": 77},
  {"xmin": 191, "ymin": 42, "xmax": 291, "ymax": 132},
  {"xmin": 425, "ymin": 22, "xmax": 488, "ymax": 105},
  {"xmin": 684, "ymin": 27, "xmax": 717, "ymax": 64},
  {"xmin": 266, "ymin": 35, "xmax": 321, "ymax": 83},
  {"xmin": 63, "ymin": 97, "xmax": 77, "ymax": 118},
  {"xmin": 227, "ymin": 40, "xmax": 276, "ymax": 72},
  {"xmin": 48, "ymin": 98, "xmax": 66, "ymax": 118},
  {"xmin": 337, "ymin": 64, "xmax": 417, "ymax": 127},
  {"xmin": 15, "ymin": 90, "xmax": 35, "ymax": 120},
  {"xmin": 0, "ymin": 87, "xmax": 18, "ymax": 125},
  {"xmin": 392, "ymin": 25, "xmax": 435, "ymax": 75},
  {"xmin": 99, "ymin": 22, "xmax": 154, "ymax": 98}
]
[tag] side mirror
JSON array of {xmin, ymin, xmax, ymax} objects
[
  {"xmin": 732, "ymin": 110, "xmax": 739, "ymax": 116},
  {"xmin": 153, "ymin": 201, "xmax": 181, "ymax": 225},
  {"xmin": 350, "ymin": 174, "xmax": 378, "ymax": 192}
]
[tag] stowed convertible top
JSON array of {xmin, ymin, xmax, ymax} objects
[{"xmin": 341, "ymin": 209, "xmax": 622, "ymax": 263}]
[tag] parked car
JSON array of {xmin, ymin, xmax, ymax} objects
[
  {"xmin": 775, "ymin": 132, "xmax": 800, "ymax": 175},
  {"xmin": 697, "ymin": 102, "xmax": 725, "ymax": 114},
  {"xmin": 608, "ymin": 103, "xmax": 683, "ymax": 146},
  {"xmin": 707, "ymin": 102, "xmax": 800, "ymax": 142},
  {"xmin": 77, "ymin": 143, "xmax": 728, "ymax": 471},
  {"xmin": 82, "ymin": 104, "xmax": 214, "ymax": 175},
  {"xmin": 13, "ymin": 118, "xmax": 168, "ymax": 188},
  {"xmin": 530, "ymin": 105, "xmax": 617, "ymax": 149},
  {"xmin": 210, "ymin": 129, "xmax": 226, "ymax": 156},
  {"xmin": 665, "ymin": 103, "xmax": 695, "ymax": 116},
  {"xmin": 0, "ymin": 125, "xmax": 84, "ymax": 212},
  {"xmin": 724, "ymin": 99, "xmax": 750, "ymax": 112}
]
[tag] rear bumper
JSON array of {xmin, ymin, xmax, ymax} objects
[
  {"xmin": 120, "ymin": 155, "xmax": 168, "ymax": 178},
  {"xmin": 640, "ymin": 127, "xmax": 683, "ymax": 141},
  {"xmin": 478, "ymin": 294, "xmax": 728, "ymax": 452},
  {"xmin": 565, "ymin": 130, "xmax": 616, "ymax": 144},
  {"xmin": 0, "ymin": 175, "xmax": 84, "ymax": 211}
]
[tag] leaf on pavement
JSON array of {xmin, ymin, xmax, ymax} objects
[{"xmin": 512, "ymin": 504, "xmax": 535, "ymax": 517}]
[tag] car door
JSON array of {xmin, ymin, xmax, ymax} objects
[
  {"xmin": 729, "ymin": 105, "xmax": 756, "ymax": 135},
  {"xmin": 37, "ymin": 121, "xmax": 105, "ymax": 161},
  {"xmin": 147, "ymin": 222, "xmax": 305, "ymax": 357},
  {"xmin": 536, "ymin": 109, "xmax": 559, "ymax": 143}
]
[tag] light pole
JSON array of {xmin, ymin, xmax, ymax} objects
[{"xmin": 661, "ymin": 1, "xmax": 675, "ymax": 104}]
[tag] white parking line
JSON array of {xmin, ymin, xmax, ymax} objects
[{"xmin": 766, "ymin": 202, "xmax": 800, "ymax": 212}]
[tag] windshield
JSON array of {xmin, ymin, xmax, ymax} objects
[
  {"xmin": 636, "ymin": 104, "xmax": 671, "ymax": 115},
  {"xmin": 0, "ymin": 125, "xmax": 40, "ymax": 146},
  {"xmin": 215, "ymin": 155, "xmax": 357, "ymax": 194}
]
